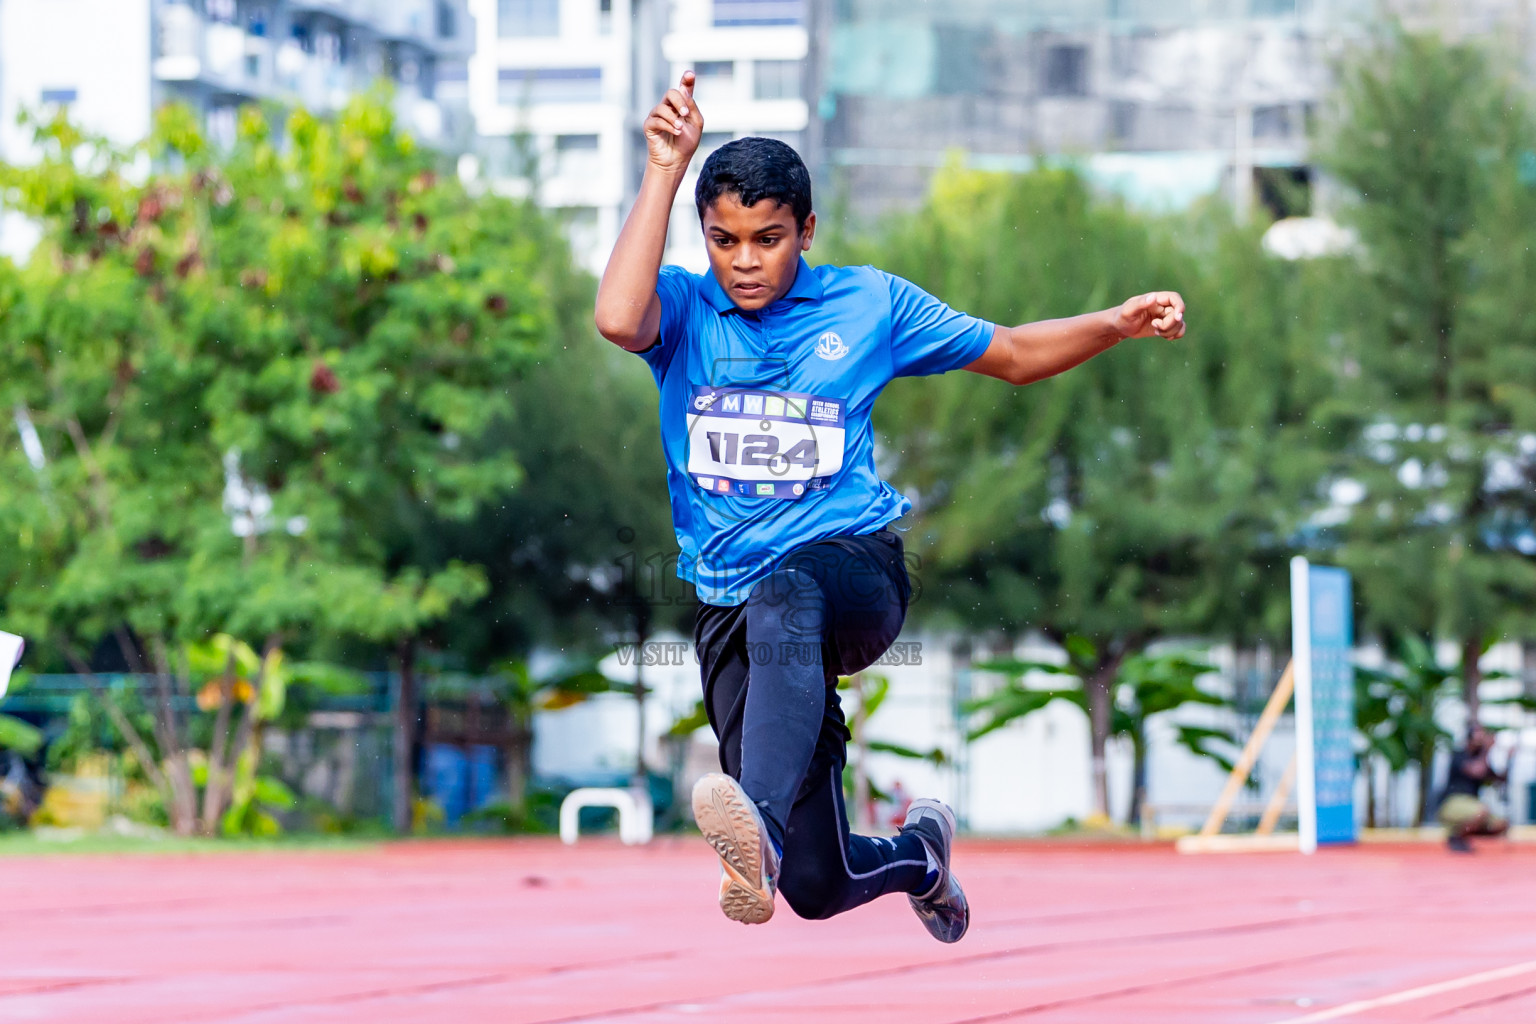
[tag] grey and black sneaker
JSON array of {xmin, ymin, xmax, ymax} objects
[
  {"xmin": 901, "ymin": 798, "xmax": 969, "ymax": 943},
  {"xmin": 692, "ymin": 772, "xmax": 780, "ymax": 924}
]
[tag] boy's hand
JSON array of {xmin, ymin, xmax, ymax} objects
[
  {"xmin": 644, "ymin": 71, "xmax": 704, "ymax": 177},
  {"xmin": 1112, "ymin": 292, "xmax": 1186, "ymax": 340}
]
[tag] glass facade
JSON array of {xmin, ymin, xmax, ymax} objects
[
  {"xmin": 498, "ymin": 0, "xmax": 560, "ymax": 38},
  {"xmin": 712, "ymin": 0, "xmax": 805, "ymax": 28},
  {"xmin": 497, "ymin": 67, "xmax": 603, "ymax": 104}
]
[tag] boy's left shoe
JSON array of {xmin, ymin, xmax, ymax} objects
[
  {"xmin": 900, "ymin": 798, "xmax": 969, "ymax": 943},
  {"xmin": 692, "ymin": 772, "xmax": 779, "ymax": 925}
]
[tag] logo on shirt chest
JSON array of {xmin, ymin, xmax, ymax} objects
[{"xmin": 814, "ymin": 331, "xmax": 849, "ymax": 360}]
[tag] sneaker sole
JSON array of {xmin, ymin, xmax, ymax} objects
[{"xmin": 692, "ymin": 773, "xmax": 774, "ymax": 924}]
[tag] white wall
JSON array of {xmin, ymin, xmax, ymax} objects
[
  {"xmin": 0, "ymin": 0, "xmax": 153, "ymax": 162},
  {"xmin": 469, "ymin": 0, "xmax": 633, "ymax": 273},
  {"xmin": 531, "ymin": 629, "xmax": 704, "ymax": 779},
  {"xmin": 0, "ymin": 0, "xmax": 153, "ymax": 262}
]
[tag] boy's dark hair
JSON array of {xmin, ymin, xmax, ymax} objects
[{"xmin": 694, "ymin": 137, "xmax": 813, "ymax": 229}]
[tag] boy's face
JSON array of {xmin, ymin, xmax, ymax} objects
[{"xmin": 701, "ymin": 194, "xmax": 816, "ymax": 312}]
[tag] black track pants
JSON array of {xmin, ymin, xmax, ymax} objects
[{"xmin": 694, "ymin": 530, "xmax": 930, "ymax": 920}]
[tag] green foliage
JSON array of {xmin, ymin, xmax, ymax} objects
[
  {"xmin": 865, "ymin": 739, "xmax": 948, "ymax": 766},
  {"xmin": 1316, "ymin": 30, "xmax": 1536, "ymax": 649},
  {"xmin": 964, "ymin": 646, "xmax": 1233, "ymax": 821},
  {"xmin": 964, "ymin": 659, "xmax": 1082, "ymax": 741},
  {"xmin": 1112, "ymin": 652, "xmax": 1231, "ymax": 756},
  {"xmin": 837, "ymin": 168, "xmax": 1320, "ymax": 649},
  {"xmin": 1351, "ymin": 635, "xmax": 1526, "ymax": 825},
  {"xmin": 832, "ymin": 161, "xmax": 1326, "ymax": 817},
  {"xmin": 0, "ymin": 715, "xmax": 43, "ymax": 758},
  {"xmin": 0, "ymin": 96, "xmax": 552, "ymax": 656},
  {"xmin": 664, "ymin": 698, "xmax": 710, "ymax": 740},
  {"xmin": 0, "ymin": 93, "xmax": 591, "ymax": 833},
  {"xmin": 837, "ymin": 672, "xmax": 949, "ymax": 763},
  {"xmin": 47, "ymin": 689, "xmax": 159, "ymax": 776},
  {"xmin": 221, "ymin": 772, "xmax": 299, "ymax": 838},
  {"xmin": 1354, "ymin": 636, "xmax": 1461, "ymax": 824}
]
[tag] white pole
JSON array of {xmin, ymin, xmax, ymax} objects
[
  {"xmin": 1291, "ymin": 557, "xmax": 1317, "ymax": 855},
  {"xmin": 0, "ymin": 632, "xmax": 23, "ymax": 698}
]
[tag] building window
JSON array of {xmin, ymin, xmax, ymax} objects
[
  {"xmin": 39, "ymin": 87, "xmax": 78, "ymax": 105},
  {"xmin": 692, "ymin": 61, "xmax": 735, "ymax": 102},
  {"xmin": 437, "ymin": 1, "xmax": 457, "ymax": 38},
  {"xmin": 1253, "ymin": 104, "xmax": 1293, "ymax": 140},
  {"xmin": 695, "ymin": 61, "xmax": 734, "ymax": 81},
  {"xmin": 553, "ymin": 135, "xmax": 602, "ymax": 180},
  {"xmin": 498, "ymin": 67, "xmax": 603, "ymax": 104},
  {"xmin": 499, "ymin": 0, "xmax": 560, "ymax": 38},
  {"xmin": 1109, "ymin": 101, "xmax": 1136, "ymax": 143},
  {"xmin": 754, "ymin": 60, "xmax": 800, "ymax": 101},
  {"xmin": 436, "ymin": 62, "xmax": 470, "ymax": 101},
  {"xmin": 713, "ymin": 0, "xmax": 804, "ymax": 27},
  {"xmin": 1042, "ymin": 45, "xmax": 1088, "ymax": 97}
]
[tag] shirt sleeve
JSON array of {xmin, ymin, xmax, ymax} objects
[
  {"xmin": 636, "ymin": 265, "xmax": 694, "ymax": 378},
  {"xmin": 882, "ymin": 270, "xmax": 998, "ymax": 378}
]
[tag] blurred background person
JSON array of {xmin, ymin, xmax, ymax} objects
[{"xmin": 1438, "ymin": 725, "xmax": 1510, "ymax": 853}]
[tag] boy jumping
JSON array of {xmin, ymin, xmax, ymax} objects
[{"xmin": 595, "ymin": 73, "xmax": 1186, "ymax": 942}]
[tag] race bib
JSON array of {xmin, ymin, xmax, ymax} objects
[{"xmin": 686, "ymin": 385, "xmax": 847, "ymax": 499}]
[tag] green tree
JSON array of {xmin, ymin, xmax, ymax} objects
[
  {"xmin": 839, "ymin": 166, "xmax": 1328, "ymax": 818},
  {"xmin": 0, "ymin": 95, "xmax": 574, "ymax": 833},
  {"xmin": 417, "ymin": 330, "xmax": 682, "ymax": 664},
  {"xmin": 964, "ymin": 646, "xmax": 1234, "ymax": 826},
  {"xmin": 1316, "ymin": 30, "xmax": 1536, "ymax": 714},
  {"xmin": 1112, "ymin": 650, "xmax": 1234, "ymax": 826},
  {"xmin": 1355, "ymin": 636, "xmax": 1461, "ymax": 826}
]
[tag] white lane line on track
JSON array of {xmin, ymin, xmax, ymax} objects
[{"xmin": 1273, "ymin": 959, "xmax": 1536, "ymax": 1023}]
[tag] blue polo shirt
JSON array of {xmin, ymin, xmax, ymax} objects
[{"xmin": 638, "ymin": 258, "xmax": 996, "ymax": 606}]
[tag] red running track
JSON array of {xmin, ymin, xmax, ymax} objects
[{"xmin": 3, "ymin": 837, "xmax": 1533, "ymax": 1023}]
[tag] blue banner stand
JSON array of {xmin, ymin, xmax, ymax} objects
[{"xmin": 1291, "ymin": 557, "xmax": 1357, "ymax": 854}]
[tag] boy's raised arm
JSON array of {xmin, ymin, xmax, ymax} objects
[{"xmin": 595, "ymin": 72, "xmax": 705, "ymax": 352}]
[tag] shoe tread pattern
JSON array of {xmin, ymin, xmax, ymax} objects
[{"xmin": 692, "ymin": 774, "xmax": 774, "ymax": 925}]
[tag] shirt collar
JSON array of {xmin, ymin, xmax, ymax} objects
[{"xmin": 703, "ymin": 257, "xmax": 824, "ymax": 315}]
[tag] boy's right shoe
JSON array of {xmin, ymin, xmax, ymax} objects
[
  {"xmin": 900, "ymin": 798, "xmax": 970, "ymax": 943},
  {"xmin": 692, "ymin": 772, "xmax": 779, "ymax": 924}
]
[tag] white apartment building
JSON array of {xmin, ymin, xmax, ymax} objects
[
  {"xmin": 659, "ymin": 0, "xmax": 808, "ymax": 269},
  {"xmin": 0, "ymin": 0, "xmax": 474, "ymax": 165},
  {"xmin": 467, "ymin": 0, "xmax": 808, "ymax": 273},
  {"xmin": 467, "ymin": 0, "xmax": 640, "ymax": 273}
]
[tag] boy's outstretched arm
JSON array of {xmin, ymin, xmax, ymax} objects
[
  {"xmin": 965, "ymin": 292, "xmax": 1186, "ymax": 386},
  {"xmin": 595, "ymin": 72, "xmax": 704, "ymax": 351}
]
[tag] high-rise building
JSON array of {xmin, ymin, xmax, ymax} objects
[
  {"xmin": 0, "ymin": 1, "xmax": 475, "ymax": 165},
  {"xmin": 814, "ymin": 0, "xmax": 1536, "ymax": 225},
  {"xmin": 812, "ymin": 0, "xmax": 1368, "ymax": 225},
  {"xmin": 658, "ymin": 0, "xmax": 809, "ymax": 268},
  {"xmin": 466, "ymin": 0, "xmax": 809, "ymax": 272},
  {"xmin": 467, "ymin": 0, "xmax": 642, "ymax": 274}
]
